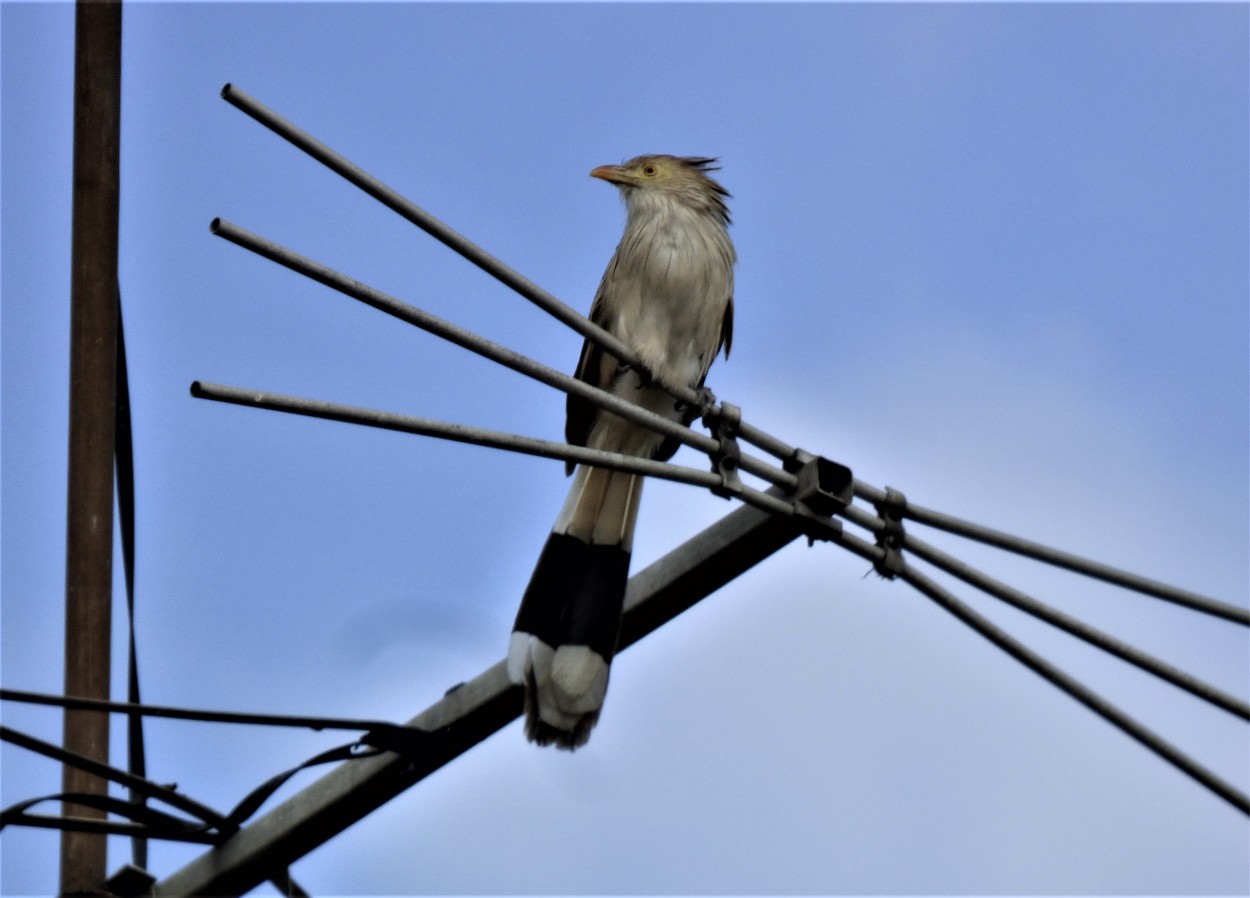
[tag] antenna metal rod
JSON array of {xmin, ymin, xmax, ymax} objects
[
  {"xmin": 219, "ymin": 83, "xmax": 803, "ymax": 466},
  {"xmin": 209, "ymin": 218, "xmax": 798, "ymax": 492},
  {"xmin": 852, "ymin": 482, "xmax": 1246, "ymax": 625},
  {"xmin": 835, "ymin": 502, "xmax": 1248, "ymax": 717},
  {"xmin": 904, "ymin": 536, "xmax": 1250, "ymax": 720},
  {"xmin": 188, "ymin": 381, "xmax": 812, "ymax": 527},
  {"xmin": 838, "ymin": 494, "xmax": 1247, "ymax": 717},
  {"xmin": 896, "ymin": 561, "xmax": 1250, "ymax": 816},
  {"xmin": 194, "ymin": 382, "xmax": 728, "ymax": 489},
  {"xmin": 218, "ymin": 84, "xmax": 642, "ymax": 382}
]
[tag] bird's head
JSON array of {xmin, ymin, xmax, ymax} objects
[{"xmin": 590, "ymin": 155, "xmax": 730, "ymax": 224}]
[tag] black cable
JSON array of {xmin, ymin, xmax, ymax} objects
[
  {"xmin": 0, "ymin": 688, "xmax": 408, "ymax": 736},
  {"xmin": 114, "ymin": 286, "xmax": 148, "ymax": 868}
]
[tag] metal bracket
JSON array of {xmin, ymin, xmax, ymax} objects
[
  {"xmin": 873, "ymin": 486, "xmax": 907, "ymax": 578},
  {"xmin": 791, "ymin": 450, "xmax": 854, "ymax": 516},
  {"xmin": 787, "ymin": 450, "xmax": 854, "ymax": 542},
  {"xmin": 702, "ymin": 402, "xmax": 743, "ymax": 499},
  {"xmin": 679, "ymin": 385, "xmax": 718, "ymax": 422}
]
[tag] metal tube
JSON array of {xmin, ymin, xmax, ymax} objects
[
  {"xmin": 897, "ymin": 562, "xmax": 1250, "ymax": 816},
  {"xmin": 902, "ymin": 536, "xmax": 1250, "ymax": 720},
  {"xmin": 63, "ymin": 0, "xmax": 122, "ymax": 891},
  {"xmin": 209, "ymin": 218, "xmax": 796, "ymax": 492},
  {"xmin": 218, "ymin": 83, "xmax": 802, "ymax": 465},
  {"xmin": 737, "ymin": 419, "xmax": 799, "ymax": 464},
  {"xmin": 219, "ymin": 84, "xmax": 645, "ymax": 386},
  {"xmin": 838, "ymin": 502, "xmax": 886, "ymax": 534},
  {"xmin": 836, "ymin": 502, "xmax": 1248, "ymax": 717},
  {"xmin": 191, "ymin": 382, "xmax": 718, "ymax": 488},
  {"xmin": 854, "ymin": 484, "xmax": 1247, "ymax": 625},
  {"xmin": 189, "ymin": 381, "xmax": 801, "ymax": 523}
]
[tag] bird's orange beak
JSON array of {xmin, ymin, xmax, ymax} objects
[{"xmin": 590, "ymin": 164, "xmax": 629, "ymax": 185}]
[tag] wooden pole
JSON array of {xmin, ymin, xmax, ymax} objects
[{"xmin": 60, "ymin": 0, "xmax": 122, "ymax": 893}]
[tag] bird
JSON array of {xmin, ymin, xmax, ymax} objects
[{"xmin": 507, "ymin": 155, "xmax": 736, "ymax": 749}]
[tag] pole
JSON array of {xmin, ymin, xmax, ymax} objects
[{"xmin": 61, "ymin": 0, "xmax": 122, "ymax": 893}]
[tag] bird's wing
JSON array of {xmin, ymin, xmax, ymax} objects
[
  {"xmin": 693, "ymin": 290, "xmax": 733, "ymax": 391},
  {"xmin": 564, "ymin": 274, "xmax": 620, "ymax": 464}
]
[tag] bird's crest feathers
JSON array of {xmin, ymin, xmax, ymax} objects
[{"xmin": 593, "ymin": 154, "xmax": 732, "ymax": 225}]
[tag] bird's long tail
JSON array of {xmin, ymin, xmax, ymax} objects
[{"xmin": 507, "ymin": 464, "xmax": 644, "ymax": 749}]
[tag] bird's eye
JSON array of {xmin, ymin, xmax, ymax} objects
[{"xmin": 642, "ymin": 164, "xmax": 657, "ymax": 176}]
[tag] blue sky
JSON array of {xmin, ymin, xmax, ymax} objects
[{"xmin": 3, "ymin": 2, "xmax": 1248, "ymax": 894}]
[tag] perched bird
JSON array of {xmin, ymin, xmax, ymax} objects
[{"xmin": 507, "ymin": 155, "xmax": 736, "ymax": 748}]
